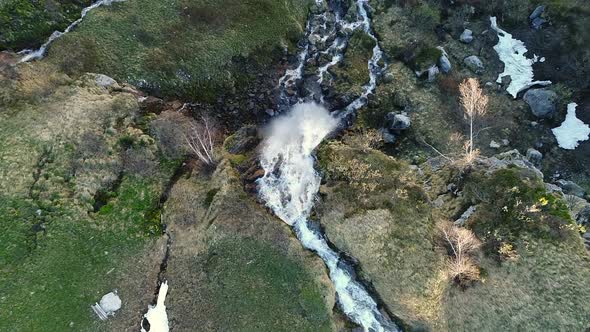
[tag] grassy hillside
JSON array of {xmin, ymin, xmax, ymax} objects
[{"xmin": 44, "ymin": 0, "xmax": 311, "ymax": 100}]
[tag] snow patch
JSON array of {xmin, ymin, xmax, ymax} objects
[
  {"xmin": 141, "ymin": 281, "xmax": 170, "ymax": 332},
  {"xmin": 552, "ymin": 103, "xmax": 590, "ymax": 150},
  {"xmin": 490, "ymin": 17, "xmax": 551, "ymax": 98}
]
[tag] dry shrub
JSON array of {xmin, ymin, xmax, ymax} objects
[
  {"xmin": 437, "ymin": 74, "xmax": 460, "ymax": 95},
  {"xmin": 150, "ymin": 111, "xmax": 191, "ymax": 159},
  {"xmin": 186, "ymin": 115, "xmax": 220, "ymax": 166},
  {"xmin": 436, "ymin": 220, "xmax": 482, "ymax": 287}
]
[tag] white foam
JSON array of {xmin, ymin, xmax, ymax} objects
[
  {"xmin": 257, "ymin": 103, "xmax": 397, "ymax": 331},
  {"xmin": 552, "ymin": 103, "xmax": 590, "ymax": 150},
  {"xmin": 490, "ymin": 17, "xmax": 551, "ymax": 98}
]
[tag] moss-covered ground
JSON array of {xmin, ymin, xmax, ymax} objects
[
  {"xmin": 316, "ymin": 140, "xmax": 590, "ymax": 331},
  {"xmin": 0, "ymin": 66, "xmax": 178, "ymax": 330},
  {"xmin": 42, "ymin": 0, "xmax": 311, "ymax": 100},
  {"xmin": 0, "ymin": 0, "xmax": 92, "ymax": 50}
]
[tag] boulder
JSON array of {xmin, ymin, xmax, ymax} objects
[
  {"xmin": 439, "ymin": 54, "xmax": 452, "ymax": 73},
  {"xmin": 529, "ymin": 5, "xmax": 546, "ymax": 20},
  {"xmin": 555, "ymin": 179, "xmax": 586, "ymax": 198},
  {"xmin": 464, "ymin": 55, "xmax": 484, "ymax": 73},
  {"xmin": 459, "ymin": 29, "xmax": 474, "ymax": 43},
  {"xmin": 489, "ymin": 140, "xmax": 501, "ymax": 149},
  {"xmin": 526, "ymin": 148, "xmax": 543, "ymax": 163},
  {"xmin": 386, "ymin": 113, "xmax": 411, "ymax": 131},
  {"xmin": 523, "ymin": 89, "xmax": 558, "ymax": 118},
  {"xmin": 99, "ymin": 292, "xmax": 122, "ymax": 313},
  {"xmin": 427, "ymin": 65, "xmax": 439, "ymax": 82},
  {"xmin": 526, "ymin": 148, "xmax": 543, "ymax": 164},
  {"xmin": 531, "ymin": 17, "xmax": 547, "ymax": 30},
  {"xmin": 95, "ymin": 74, "xmax": 118, "ymax": 88},
  {"xmin": 380, "ymin": 129, "xmax": 396, "ymax": 144}
]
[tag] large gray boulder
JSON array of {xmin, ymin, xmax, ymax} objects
[
  {"xmin": 464, "ymin": 55, "xmax": 484, "ymax": 73},
  {"xmin": 439, "ymin": 54, "xmax": 452, "ymax": 73},
  {"xmin": 460, "ymin": 29, "xmax": 474, "ymax": 43},
  {"xmin": 523, "ymin": 89, "xmax": 558, "ymax": 118}
]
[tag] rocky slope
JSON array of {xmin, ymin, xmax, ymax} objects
[{"xmin": 2, "ymin": 0, "xmax": 590, "ymax": 331}]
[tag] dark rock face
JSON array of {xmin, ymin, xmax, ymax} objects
[
  {"xmin": 523, "ymin": 89, "xmax": 558, "ymax": 118},
  {"xmin": 556, "ymin": 179, "xmax": 586, "ymax": 198},
  {"xmin": 225, "ymin": 125, "xmax": 259, "ymax": 154}
]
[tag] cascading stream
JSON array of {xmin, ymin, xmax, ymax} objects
[
  {"xmin": 18, "ymin": 0, "xmax": 125, "ymax": 63},
  {"xmin": 258, "ymin": 1, "xmax": 397, "ymax": 331}
]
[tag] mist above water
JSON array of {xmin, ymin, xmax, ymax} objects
[{"xmin": 257, "ymin": 102, "xmax": 398, "ymax": 331}]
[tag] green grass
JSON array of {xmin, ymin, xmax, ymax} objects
[
  {"xmin": 203, "ymin": 239, "xmax": 332, "ymax": 331},
  {"xmin": 0, "ymin": 72, "xmax": 178, "ymax": 330},
  {"xmin": 0, "ymin": 0, "xmax": 93, "ymax": 50},
  {"xmin": 46, "ymin": 0, "xmax": 311, "ymax": 100}
]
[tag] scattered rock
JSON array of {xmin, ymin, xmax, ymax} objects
[
  {"xmin": 225, "ymin": 125, "xmax": 259, "ymax": 154},
  {"xmin": 489, "ymin": 140, "xmax": 501, "ymax": 149},
  {"xmin": 439, "ymin": 54, "xmax": 452, "ymax": 73},
  {"xmin": 526, "ymin": 148, "xmax": 543, "ymax": 164},
  {"xmin": 464, "ymin": 55, "xmax": 484, "ymax": 73},
  {"xmin": 459, "ymin": 29, "xmax": 474, "ymax": 43},
  {"xmin": 387, "ymin": 113, "xmax": 411, "ymax": 131},
  {"xmin": 523, "ymin": 89, "xmax": 558, "ymax": 118},
  {"xmin": 555, "ymin": 179, "xmax": 586, "ymax": 198},
  {"xmin": 95, "ymin": 74, "xmax": 118, "ymax": 88},
  {"xmin": 529, "ymin": 5, "xmax": 546, "ymax": 20},
  {"xmin": 427, "ymin": 65, "xmax": 440, "ymax": 82},
  {"xmin": 381, "ymin": 129, "xmax": 397, "ymax": 144},
  {"xmin": 383, "ymin": 72, "xmax": 394, "ymax": 83},
  {"xmin": 455, "ymin": 206, "xmax": 477, "ymax": 226},
  {"xmin": 531, "ymin": 17, "xmax": 547, "ymax": 30}
]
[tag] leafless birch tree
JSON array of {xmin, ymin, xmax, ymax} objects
[{"xmin": 186, "ymin": 115, "xmax": 218, "ymax": 166}]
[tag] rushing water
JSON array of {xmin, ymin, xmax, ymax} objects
[
  {"xmin": 18, "ymin": 0, "xmax": 125, "ymax": 63},
  {"xmin": 258, "ymin": 1, "xmax": 398, "ymax": 331}
]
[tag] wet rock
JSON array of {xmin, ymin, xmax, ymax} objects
[
  {"xmin": 464, "ymin": 55, "xmax": 484, "ymax": 73},
  {"xmin": 459, "ymin": 29, "xmax": 474, "ymax": 43},
  {"xmin": 530, "ymin": 5, "xmax": 546, "ymax": 20},
  {"xmin": 526, "ymin": 148, "xmax": 543, "ymax": 164},
  {"xmin": 225, "ymin": 125, "xmax": 259, "ymax": 154},
  {"xmin": 531, "ymin": 17, "xmax": 547, "ymax": 30},
  {"xmin": 555, "ymin": 179, "xmax": 586, "ymax": 198},
  {"xmin": 439, "ymin": 54, "xmax": 452, "ymax": 73},
  {"xmin": 523, "ymin": 89, "xmax": 558, "ymax": 118}
]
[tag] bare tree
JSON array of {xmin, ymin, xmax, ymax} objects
[
  {"xmin": 186, "ymin": 115, "xmax": 218, "ymax": 166},
  {"xmin": 459, "ymin": 78, "xmax": 488, "ymax": 163},
  {"xmin": 437, "ymin": 220, "xmax": 482, "ymax": 286}
]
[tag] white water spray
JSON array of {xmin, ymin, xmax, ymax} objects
[
  {"xmin": 19, "ymin": 0, "xmax": 125, "ymax": 63},
  {"xmin": 257, "ymin": 103, "xmax": 398, "ymax": 332}
]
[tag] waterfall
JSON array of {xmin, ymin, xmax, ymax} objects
[{"xmin": 258, "ymin": 1, "xmax": 397, "ymax": 331}]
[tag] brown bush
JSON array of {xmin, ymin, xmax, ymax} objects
[{"xmin": 436, "ymin": 220, "xmax": 482, "ymax": 287}]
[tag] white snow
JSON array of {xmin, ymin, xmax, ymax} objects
[
  {"xmin": 552, "ymin": 103, "xmax": 590, "ymax": 150},
  {"xmin": 141, "ymin": 281, "xmax": 170, "ymax": 332},
  {"xmin": 490, "ymin": 17, "xmax": 551, "ymax": 98}
]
